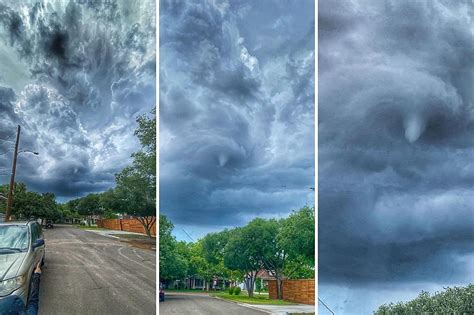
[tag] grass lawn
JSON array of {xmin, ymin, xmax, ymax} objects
[
  {"xmin": 165, "ymin": 289, "xmax": 208, "ymax": 293},
  {"xmin": 111, "ymin": 233, "xmax": 156, "ymax": 240},
  {"xmin": 211, "ymin": 292, "xmax": 295, "ymax": 305}
]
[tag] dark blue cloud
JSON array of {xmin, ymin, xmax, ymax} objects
[
  {"xmin": 319, "ymin": 0, "xmax": 473, "ymax": 313},
  {"xmin": 0, "ymin": 0, "xmax": 155, "ymax": 199},
  {"xmin": 159, "ymin": 0, "xmax": 314, "ymax": 239}
]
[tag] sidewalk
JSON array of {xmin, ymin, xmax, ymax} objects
[
  {"xmin": 85, "ymin": 229, "xmax": 145, "ymax": 239},
  {"xmin": 239, "ymin": 303, "xmax": 315, "ymax": 315}
]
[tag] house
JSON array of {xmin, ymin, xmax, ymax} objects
[
  {"xmin": 242, "ymin": 269, "xmax": 285, "ymax": 292},
  {"xmin": 185, "ymin": 276, "xmax": 206, "ymax": 290}
]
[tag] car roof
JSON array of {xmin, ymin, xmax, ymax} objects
[{"xmin": 0, "ymin": 221, "xmax": 35, "ymax": 226}]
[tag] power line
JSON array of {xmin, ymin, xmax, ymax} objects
[
  {"xmin": 182, "ymin": 229, "xmax": 195, "ymax": 242},
  {"xmin": 319, "ymin": 297, "xmax": 335, "ymax": 315}
]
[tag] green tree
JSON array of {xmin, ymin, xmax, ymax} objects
[
  {"xmin": 115, "ymin": 109, "xmax": 156, "ymax": 237},
  {"xmin": 374, "ymin": 284, "xmax": 474, "ymax": 314},
  {"xmin": 223, "ymin": 226, "xmax": 261, "ymax": 298},
  {"xmin": 99, "ymin": 188, "xmax": 122, "ymax": 219},
  {"xmin": 7, "ymin": 183, "xmax": 60, "ymax": 221},
  {"xmin": 277, "ymin": 206, "xmax": 315, "ymax": 279},
  {"xmin": 202, "ymin": 229, "xmax": 231, "ymax": 265},
  {"xmin": 245, "ymin": 218, "xmax": 288, "ymax": 299},
  {"xmin": 76, "ymin": 193, "xmax": 102, "ymax": 226},
  {"xmin": 58, "ymin": 203, "xmax": 80, "ymax": 222},
  {"xmin": 159, "ymin": 215, "xmax": 187, "ymax": 281}
]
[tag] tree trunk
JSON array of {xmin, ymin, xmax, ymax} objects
[
  {"xmin": 136, "ymin": 216, "xmax": 155, "ymax": 238},
  {"xmin": 246, "ymin": 272, "xmax": 256, "ymax": 297},
  {"xmin": 276, "ymin": 277, "xmax": 283, "ymax": 300}
]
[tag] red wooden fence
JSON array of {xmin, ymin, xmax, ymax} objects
[
  {"xmin": 268, "ymin": 279, "xmax": 315, "ymax": 305},
  {"xmin": 96, "ymin": 218, "xmax": 156, "ymax": 236}
]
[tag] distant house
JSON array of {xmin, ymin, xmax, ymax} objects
[
  {"xmin": 186, "ymin": 276, "xmax": 207, "ymax": 289},
  {"xmin": 241, "ymin": 269, "xmax": 285, "ymax": 291},
  {"xmin": 162, "ymin": 275, "xmax": 230, "ymax": 291}
]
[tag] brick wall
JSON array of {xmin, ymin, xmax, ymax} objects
[
  {"xmin": 268, "ymin": 279, "xmax": 315, "ymax": 305},
  {"xmin": 97, "ymin": 218, "xmax": 156, "ymax": 236}
]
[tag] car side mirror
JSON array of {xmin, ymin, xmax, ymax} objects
[{"xmin": 33, "ymin": 239, "xmax": 44, "ymax": 249}]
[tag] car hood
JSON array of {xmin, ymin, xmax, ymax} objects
[{"xmin": 0, "ymin": 253, "xmax": 27, "ymax": 281}]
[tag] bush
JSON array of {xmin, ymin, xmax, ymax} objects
[
  {"xmin": 228, "ymin": 286, "xmax": 235, "ymax": 295},
  {"xmin": 234, "ymin": 286, "xmax": 241, "ymax": 295},
  {"xmin": 374, "ymin": 284, "xmax": 474, "ymax": 314},
  {"xmin": 256, "ymin": 277, "xmax": 262, "ymax": 293}
]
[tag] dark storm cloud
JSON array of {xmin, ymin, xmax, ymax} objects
[
  {"xmin": 319, "ymin": 0, "xmax": 473, "ymax": 293},
  {"xmin": 160, "ymin": 0, "xmax": 314, "ymax": 234},
  {"xmin": 0, "ymin": 0, "xmax": 155, "ymax": 198}
]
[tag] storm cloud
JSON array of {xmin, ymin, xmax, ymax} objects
[
  {"xmin": 319, "ymin": 0, "xmax": 473, "ymax": 313},
  {"xmin": 159, "ymin": 0, "xmax": 314, "ymax": 240},
  {"xmin": 0, "ymin": 0, "xmax": 155, "ymax": 199}
]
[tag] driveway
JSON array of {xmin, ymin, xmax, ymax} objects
[
  {"xmin": 160, "ymin": 292, "xmax": 267, "ymax": 315},
  {"xmin": 39, "ymin": 224, "xmax": 156, "ymax": 315}
]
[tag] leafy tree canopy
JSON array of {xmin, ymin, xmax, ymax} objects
[{"xmin": 374, "ymin": 284, "xmax": 474, "ymax": 314}]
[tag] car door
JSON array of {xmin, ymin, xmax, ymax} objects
[
  {"xmin": 31, "ymin": 223, "xmax": 44, "ymax": 263},
  {"xmin": 36, "ymin": 223, "xmax": 45, "ymax": 261}
]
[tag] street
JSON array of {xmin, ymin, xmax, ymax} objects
[
  {"xmin": 39, "ymin": 225, "xmax": 156, "ymax": 315},
  {"xmin": 159, "ymin": 293, "xmax": 267, "ymax": 315}
]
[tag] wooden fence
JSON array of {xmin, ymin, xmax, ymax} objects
[
  {"xmin": 96, "ymin": 218, "xmax": 156, "ymax": 236},
  {"xmin": 268, "ymin": 279, "xmax": 315, "ymax": 305}
]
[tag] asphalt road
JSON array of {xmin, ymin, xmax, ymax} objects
[
  {"xmin": 39, "ymin": 224, "xmax": 156, "ymax": 315},
  {"xmin": 159, "ymin": 293, "xmax": 267, "ymax": 315}
]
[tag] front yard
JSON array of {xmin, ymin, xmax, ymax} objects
[{"xmin": 211, "ymin": 292, "xmax": 295, "ymax": 305}]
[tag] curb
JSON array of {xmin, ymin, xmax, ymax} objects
[
  {"xmin": 210, "ymin": 295, "xmax": 273, "ymax": 314},
  {"xmin": 85, "ymin": 230, "xmax": 120, "ymax": 239}
]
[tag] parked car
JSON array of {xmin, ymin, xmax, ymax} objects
[
  {"xmin": 0, "ymin": 221, "xmax": 45, "ymax": 305},
  {"xmin": 45, "ymin": 220, "xmax": 53, "ymax": 229},
  {"xmin": 159, "ymin": 283, "xmax": 165, "ymax": 302}
]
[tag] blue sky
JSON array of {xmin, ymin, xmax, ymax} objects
[
  {"xmin": 159, "ymin": 0, "xmax": 315, "ymax": 241},
  {"xmin": 319, "ymin": 0, "xmax": 473, "ymax": 313}
]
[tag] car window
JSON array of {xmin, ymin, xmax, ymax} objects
[
  {"xmin": 0, "ymin": 226, "xmax": 29, "ymax": 251},
  {"xmin": 31, "ymin": 224, "xmax": 38, "ymax": 243},
  {"xmin": 38, "ymin": 223, "xmax": 43, "ymax": 239}
]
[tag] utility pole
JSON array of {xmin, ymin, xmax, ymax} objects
[{"xmin": 5, "ymin": 125, "xmax": 20, "ymax": 222}]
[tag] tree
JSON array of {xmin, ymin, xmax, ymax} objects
[
  {"xmin": 202, "ymin": 229, "xmax": 231, "ymax": 265},
  {"xmin": 115, "ymin": 166, "xmax": 156, "ymax": 237},
  {"xmin": 159, "ymin": 215, "xmax": 187, "ymax": 281},
  {"xmin": 245, "ymin": 218, "xmax": 288, "ymax": 299},
  {"xmin": 277, "ymin": 206, "xmax": 315, "ymax": 279},
  {"xmin": 76, "ymin": 193, "xmax": 102, "ymax": 226},
  {"xmin": 99, "ymin": 188, "xmax": 122, "ymax": 219},
  {"xmin": 5, "ymin": 183, "xmax": 61, "ymax": 221},
  {"xmin": 58, "ymin": 203, "xmax": 80, "ymax": 222},
  {"xmin": 223, "ymin": 227, "xmax": 261, "ymax": 298},
  {"xmin": 374, "ymin": 284, "xmax": 474, "ymax": 314},
  {"xmin": 115, "ymin": 109, "xmax": 156, "ymax": 238}
]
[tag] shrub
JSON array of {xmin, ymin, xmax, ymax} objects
[
  {"xmin": 234, "ymin": 286, "xmax": 241, "ymax": 295},
  {"xmin": 256, "ymin": 277, "xmax": 262, "ymax": 293},
  {"xmin": 228, "ymin": 286, "xmax": 235, "ymax": 295},
  {"xmin": 374, "ymin": 284, "xmax": 474, "ymax": 314}
]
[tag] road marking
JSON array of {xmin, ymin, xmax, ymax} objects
[{"xmin": 117, "ymin": 246, "xmax": 155, "ymax": 273}]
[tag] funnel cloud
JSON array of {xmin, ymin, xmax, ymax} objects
[{"xmin": 319, "ymin": 0, "xmax": 473, "ymax": 313}]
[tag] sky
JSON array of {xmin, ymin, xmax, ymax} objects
[
  {"xmin": 159, "ymin": 0, "xmax": 315, "ymax": 241},
  {"xmin": 0, "ymin": 0, "xmax": 155, "ymax": 202},
  {"xmin": 318, "ymin": 0, "xmax": 473, "ymax": 314}
]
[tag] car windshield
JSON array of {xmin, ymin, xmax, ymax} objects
[{"xmin": 0, "ymin": 226, "xmax": 29, "ymax": 252}]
